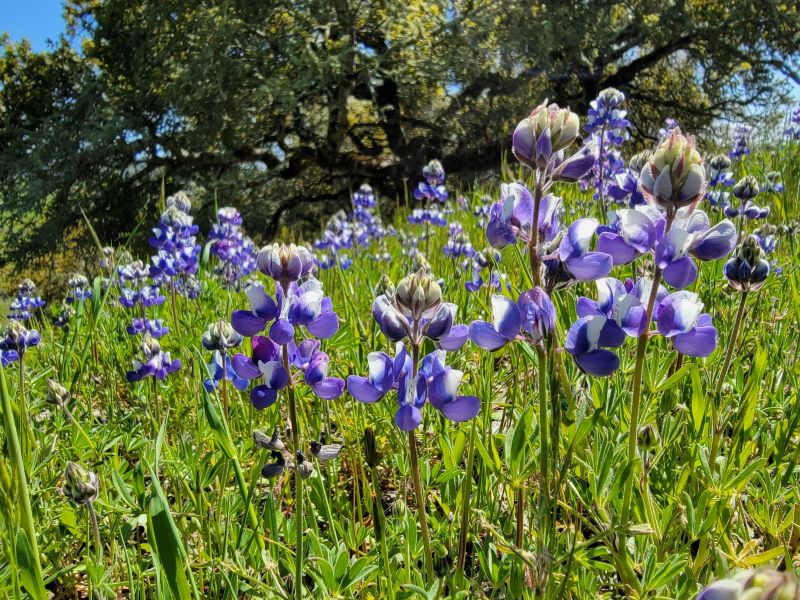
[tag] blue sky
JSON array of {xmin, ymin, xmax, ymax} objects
[{"xmin": 2, "ymin": 0, "xmax": 68, "ymax": 50}]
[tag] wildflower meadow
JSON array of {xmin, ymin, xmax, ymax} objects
[{"xmin": 3, "ymin": 82, "xmax": 800, "ymax": 600}]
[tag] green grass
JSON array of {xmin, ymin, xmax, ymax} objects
[{"xmin": 1, "ymin": 142, "xmax": 800, "ymax": 599}]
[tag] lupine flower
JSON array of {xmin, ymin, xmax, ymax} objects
[
  {"xmin": 408, "ymin": 207, "xmax": 447, "ymax": 227},
  {"xmin": 724, "ymin": 175, "xmax": 769, "ymax": 220},
  {"xmin": 657, "ymin": 118, "xmax": 679, "ymax": 142},
  {"xmin": 209, "ymin": 207, "xmax": 258, "ymax": 288},
  {"xmin": 724, "ymin": 235, "xmax": 770, "ymax": 292},
  {"xmin": 728, "ymin": 124, "xmax": 752, "ymax": 160},
  {"xmin": 203, "ymin": 351, "xmax": 249, "ymax": 392},
  {"xmin": 465, "ymin": 248, "xmax": 505, "ymax": 292},
  {"xmin": 707, "ymin": 155, "xmax": 735, "ymax": 188},
  {"xmin": 126, "ymin": 318, "xmax": 169, "ymax": 338},
  {"xmin": 785, "ymin": 104, "xmax": 800, "ymax": 141},
  {"xmin": 542, "ymin": 218, "xmax": 614, "ymax": 288},
  {"xmin": 354, "ymin": 183, "xmax": 377, "ymax": 208},
  {"xmin": 654, "ymin": 208, "xmax": 738, "ymax": 288},
  {"xmin": 654, "ymin": 291, "xmax": 717, "ymax": 357},
  {"xmin": 764, "ymin": 172, "xmax": 784, "ymax": 193},
  {"xmin": 53, "ymin": 304, "xmax": 75, "ymax": 329},
  {"xmin": 597, "ymin": 207, "xmax": 659, "ymax": 265},
  {"xmin": 8, "ymin": 279, "xmax": 46, "ymax": 321},
  {"xmin": 469, "ymin": 288, "xmax": 555, "ymax": 350},
  {"xmin": 371, "ymin": 270, "xmax": 466, "ymax": 350},
  {"xmin": 126, "ymin": 335, "xmax": 181, "ymax": 382},
  {"xmin": 698, "ymin": 569, "xmax": 800, "ymax": 600},
  {"xmin": 65, "ymin": 273, "xmax": 92, "ymax": 304},
  {"xmin": 149, "ymin": 193, "xmax": 201, "ymax": 293},
  {"xmin": 443, "ymin": 223, "xmax": 475, "ymax": 258},
  {"xmin": 513, "ymin": 101, "xmax": 580, "ymax": 169},
  {"xmin": 0, "ymin": 320, "xmax": 41, "ymax": 359},
  {"xmin": 639, "ymin": 129, "xmax": 705, "ymax": 211},
  {"xmin": 63, "ymin": 462, "xmax": 100, "ymax": 506},
  {"xmin": 486, "ymin": 184, "xmax": 563, "ymax": 249},
  {"xmin": 258, "ymin": 243, "xmax": 314, "ymax": 286},
  {"xmin": 582, "ymin": 88, "xmax": 630, "ymax": 202},
  {"xmin": 99, "ymin": 246, "xmax": 115, "ymax": 270},
  {"xmin": 414, "ymin": 159, "xmax": 448, "ymax": 203},
  {"xmin": 202, "ymin": 320, "xmax": 243, "ymax": 352}
]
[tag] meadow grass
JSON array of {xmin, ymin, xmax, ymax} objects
[{"xmin": 1, "ymin": 143, "xmax": 800, "ymax": 599}]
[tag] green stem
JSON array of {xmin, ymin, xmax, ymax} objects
[
  {"xmin": 536, "ymin": 345, "xmax": 549, "ymax": 552},
  {"xmin": 370, "ymin": 466, "xmax": 394, "ymax": 600},
  {"xmin": 457, "ymin": 416, "xmax": 477, "ymax": 575},
  {"xmin": 88, "ymin": 501, "xmax": 102, "ymax": 560},
  {"xmin": 0, "ymin": 363, "xmax": 45, "ymax": 596},
  {"xmin": 283, "ymin": 344, "xmax": 304, "ymax": 600},
  {"xmin": 709, "ymin": 291, "xmax": 748, "ymax": 469}
]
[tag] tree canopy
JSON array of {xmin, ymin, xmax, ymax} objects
[{"xmin": 1, "ymin": 0, "xmax": 798, "ymax": 269}]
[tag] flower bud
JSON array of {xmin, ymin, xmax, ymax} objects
[
  {"xmin": 723, "ymin": 235, "xmax": 770, "ymax": 292},
  {"xmin": 202, "ymin": 320, "xmax": 243, "ymax": 351},
  {"xmin": 257, "ymin": 243, "xmax": 314, "ymax": 286},
  {"xmin": 46, "ymin": 379, "xmax": 70, "ymax": 406},
  {"xmin": 517, "ymin": 287, "xmax": 556, "ymax": 343},
  {"xmin": 628, "ymin": 150, "xmax": 652, "ymax": 176},
  {"xmin": 364, "ymin": 427, "xmax": 380, "ymax": 468},
  {"xmin": 395, "ymin": 270, "xmax": 442, "ymax": 320},
  {"xmin": 1, "ymin": 321, "xmax": 40, "ymax": 354},
  {"xmin": 639, "ymin": 129, "xmax": 705, "ymax": 211},
  {"xmin": 422, "ymin": 159, "xmax": 446, "ymax": 186},
  {"xmin": 513, "ymin": 101, "xmax": 581, "ymax": 169},
  {"xmin": 64, "ymin": 462, "xmax": 100, "ymax": 505},
  {"xmin": 375, "ymin": 274, "xmax": 395, "ymax": 298},
  {"xmin": 637, "ymin": 424, "xmax": 660, "ymax": 451},
  {"xmin": 166, "ymin": 190, "xmax": 192, "ymax": 213},
  {"xmin": 733, "ymin": 175, "xmax": 760, "ymax": 201}
]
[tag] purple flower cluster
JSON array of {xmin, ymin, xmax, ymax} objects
[
  {"xmin": 230, "ymin": 243, "xmax": 344, "ymax": 408},
  {"xmin": 443, "ymin": 223, "xmax": 475, "ymax": 259},
  {"xmin": 566, "ymin": 278, "xmax": 716, "ymax": 376},
  {"xmin": 148, "ymin": 192, "xmax": 201, "ymax": 295},
  {"xmin": 209, "ymin": 207, "xmax": 257, "ymax": 289},
  {"xmin": 126, "ymin": 335, "xmax": 182, "ymax": 382},
  {"xmin": 65, "ymin": 273, "xmax": 92, "ymax": 304},
  {"xmin": 413, "ymin": 159, "xmax": 448, "ymax": 203},
  {"xmin": 785, "ymin": 103, "xmax": 800, "ymax": 141},
  {"xmin": 582, "ymin": 88, "xmax": 631, "ymax": 203},
  {"xmin": 723, "ymin": 176, "xmax": 769, "ymax": 221},
  {"xmin": 348, "ymin": 270, "xmax": 478, "ymax": 430},
  {"xmin": 116, "ymin": 259, "xmax": 169, "ymax": 340},
  {"xmin": 465, "ymin": 248, "xmax": 506, "ymax": 293},
  {"xmin": 315, "ymin": 210, "xmax": 353, "ymax": 271},
  {"xmin": 0, "ymin": 320, "xmax": 40, "ymax": 366},
  {"xmin": 408, "ymin": 208, "xmax": 447, "ymax": 227},
  {"xmin": 728, "ymin": 124, "xmax": 753, "ymax": 160},
  {"xmin": 8, "ymin": 279, "xmax": 46, "ymax": 321},
  {"xmin": 469, "ymin": 288, "xmax": 555, "ymax": 351},
  {"xmin": 657, "ymin": 118, "xmax": 679, "ymax": 142}
]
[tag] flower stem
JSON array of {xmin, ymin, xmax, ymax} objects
[
  {"xmin": 457, "ymin": 416, "xmax": 477, "ymax": 575},
  {"xmin": 529, "ymin": 171, "xmax": 543, "ymax": 287},
  {"xmin": 535, "ymin": 345, "xmax": 549, "ymax": 550},
  {"xmin": 88, "ymin": 501, "xmax": 102, "ymax": 559},
  {"xmin": 283, "ymin": 344, "xmax": 304, "ymax": 600},
  {"xmin": 409, "ymin": 342, "xmax": 434, "ymax": 583},
  {"xmin": 709, "ymin": 291, "xmax": 748, "ymax": 469},
  {"xmin": 18, "ymin": 356, "xmax": 31, "ymax": 462},
  {"xmin": 0, "ymin": 363, "xmax": 45, "ymax": 597}
]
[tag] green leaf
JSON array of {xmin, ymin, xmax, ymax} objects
[{"xmin": 15, "ymin": 528, "xmax": 47, "ymax": 600}]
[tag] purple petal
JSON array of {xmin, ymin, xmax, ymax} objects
[
  {"xmin": 251, "ymin": 385, "xmax": 279, "ymax": 409},
  {"xmin": 313, "ymin": 377, "xmax": 345, "ymax": 400},
  {"xmin": 307, "ymin": 311, "xmax": 339, "ymax": 339},
  {"xmin": 468, "ymin": 320, "xmax": 510, "ymax": 351},
  {"xmin": 672, "ymin": 323, "xmax": 717, "ymax": 357},
  {"xmin": 661, "ymin": 256, "xmax": 698, "ymax": 289},
  {"xmin": 438, "ymin": 324, "xmax": 468, "ymax": 351},
  {"xmin": 231, "ymin": 310, "xmax": 267, "ymax": 337},
  {"xmin": 269, "ymin": 318, "xmax": 295, "ymax": 345},
  {"xmin": 232, "ymin": 353, "xmax": 260, "ymax": 379},
  {"xmin": 441, "ymin": 395, "xmax": 480, "ymax": 422},
  {"xmin": 394, "ymin": 404, "xmax": 423, "ymax": 431},
  {"xmin": 597, "ymin": 232, "xmax": 637, "ymax": 265},
  {"xmin": 346, "ymin": 375, "xmax": 385, "ymax": 403},
  {"xmin": 575, "ymin": 349, "xmax": 620, "ymax": 376},
  {"xmin": 565, "ymin": 252, "xmax": 613, "ymax": 281},
  {"xmin": 691, "ymin": 220, "xmax": 738, "ymax": 260}
]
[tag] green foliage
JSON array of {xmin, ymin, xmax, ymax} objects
[{"xmin": 2, "ymin": 0, "xmax": 799, "ymax": 272}]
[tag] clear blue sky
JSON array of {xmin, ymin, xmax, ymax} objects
[{"xmin": 2, "ymin": 0, "xmax": 67, "ymax": 50}]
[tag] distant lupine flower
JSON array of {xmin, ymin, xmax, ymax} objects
[
  {"xmin": 63, "ymin": 462, "xmax": 100, "ymax": 506},
  {"xmin": 655, "ymin": 208, "xmax": 738, "ymax": 288},
  {"xmin": 52, "ymin": 304, "xmax": 75, "ymax": 329},
  {"xmin": 46, "ymin": 379, "xmax": 70, "ymax": 406},
  {"xmin": 639, "ymin": 129, "xmax": 705, "ymax": 211},
  {"xmin": 414, "ymin": 159, "xmax": 448, "ymax": 203},
  {"xmin": 706, "ymin": 155, "xmax": 735, "ymax": 188},
  {"xmin": 353, "ymin": 183, "xmax": 377, "ymax": 208},
  {"xmin": 166, "ymin": 190, "xmax": 192, "ymax": 213},
  {"xmin": 469, "ymin": 288, "xmax": 555, "ymax": 350},
  {"xmin": 728, "ymin": 124, "xmax": 753, "ymax": 160},
  {"xmin": 65, "ymin": 273, "xmax": 92, "ymax": 304},
  {"xmin": 209, "ymin": 207, "xmax": 257, "ymax": 288},
  {"xmin": 764, "ymin": 172, "xmax": 784, "ymax": 193},
  {"xmin": 724, "ymin": 176, "xmax": 769, "ymax": 220},
  {"xmin": 203, "ymin": 351, "xmax": 249, "ymax": 392},
  {"xmin": 126, "ymin": 318, "xmax": 169, "ymax": 338},
  {"xmin": 733, "ymin": 175, "xmax": 760, "ymax": 201},
  {"xmin": 698, "ymin": 569, "xmax": 800, "ymax": 600},
  {"xmin": 465, "ymin": 248, "xmax": 504, "ymax": 292},
  {"xmin": 785, "ymin": 104, "xmax": 800, "ymax": 141},
  {"xmin": 149, "ymin": 193, "xmax": 201, "ymax": 292},
  {"xmin": 542, "ymin": 218, "xmax": 614, "ymax": 289},
  {"xmin": 408, "ymin": 207, "xmax": 447, "ymax": 227},
  {"xmin": 582, "ymin": 88, "xmax": 630, "ymax": 202},
  {"xmin": 201, "ymin": 320, "xmax": 243, "ymax": 352},
  {"xmin": 443, "ymin": 223, "xmax": 475, "ymax": 258},
  {"xmin": 724, "ymin": 235, "xmax": 770, "ymax": 292},
  {"xmin": 126, "ymin": 335, "xmax": 181, "ymax": 382},
  {"xmin": 657, "ymin": 117, "xmax": 679, "ymax": 142},
  {"xmin": 258, "ymin": 243, "xmax": 314, "ymax": 286},
  {"xmin": 597, "ymin": 207, "xmax": 659, "ymax": 265},
  {"xmin": 99, "ymin": 246, "xmax": 115, "ymax": 270},
  {"xmin": 315, "ymin": 210, "xmax": 354, "ymax": 270},
  {"xmin": 0, "ymin": 321, "xmax": 41, "ymax": 360},
  {"xmin": 8, "ymin": 279, "xmax": 46, "ymax": 321},
  {"xmin": 606, "ymin": 169, "xmax": 646, "ymax": 207},
  {"xmin": 473, "ymin": 196, "xmax": 493, "ymax": 227}
]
